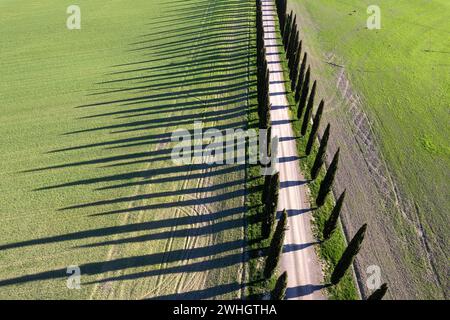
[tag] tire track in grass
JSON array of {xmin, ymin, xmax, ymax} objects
[
  {"xmin": 152, "ymin": 0, "xmax": 250, "ymax": 299},
  {"xmin": 141, "ymin": 0, "xmax": 218, "ymax": 299},
  {"xmin": 99, "ymin": 0, "xmax": 240, "ymax": 299},
  {"xmin": 92, "ymin": 0, "xmax": 249, "ymax": 299},
  {"xmin": 89, "ymin": 0, "xmax": 216, "ymax": 299}
]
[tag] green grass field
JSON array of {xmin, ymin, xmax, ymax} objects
[
  {"xmin": 2, "ymin": 0, "xmax": 447, "ymax": 300},
  {"xmin": 288, "ymin": 0, "xmax": 449, "ymax": 298},
  {"xmin": 0, "ymin": 0, "xmax": 257, "ymax": 299}
]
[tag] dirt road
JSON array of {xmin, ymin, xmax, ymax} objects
[{"xmin": 262, "ymin": 0, "xmax": 326, "ymax": 300}]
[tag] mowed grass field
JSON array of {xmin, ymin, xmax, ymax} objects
[
  {"xmin": 288, "ymin": 0, "xmax": 449, "ymax": 298},
  {"xmin": 0, "ymin": 0, "xmax": 256, "ymax": 299}
]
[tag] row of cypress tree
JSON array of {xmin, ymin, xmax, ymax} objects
[
  {"xmin": 256, "ymin": 0, "xmax": 271, "ymax": 130},
  {"xmin": 273, "ymin": 0, "xmax": 387, "ymax": 300},
  {"xmin": 262, "ymin": 171, "xmax": 287, "ymax": 300}
]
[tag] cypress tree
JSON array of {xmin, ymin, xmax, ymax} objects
[
  {"xmin": 262, "ymin": 174, "xmax": 271, "ymax": 205},
  {"xmin": 283, "ymin": 12, "xmax": 293, "ymax": 49},
  {"xmin": 295, "ymin": 52, "xmax": 307, "ymax": 101},
  {"xmin": 257, "ymin": 45, "xmax": 265, "ymax": 72},
  {"xmin": 256, "ymin": 33, "xmax": 265, "ymax": 63},
  {"xmin": 257, "ymin": 49, "xmax": 267, "ymax": 119},
  {"xmin": 256, "ymin": 0, "xmax": 261, "ymax": 20},
  {"xmin": 261, "ymin": 59, "xmax": 268, "ymax": 94},
  {"xmin": 297, "ymin": 66, "xmax": 310, "ymax": 120},
  {"xmin": 264, "ymin": 209, "xmax": 288, "ymax": 279},
  {"xmin": 305, "ymin": 99, "xmax": 324, "ymax": 155},
  {"xmin": 288, "ymin": 30, "xmax": 299, "ymax": 71},
  {"xmin": 323, "ymin": 190, "xmax": 346, "ymax": 240},
  {"xmin": 279, "ymin": 0, "xmax": 287, "ymax": 35},
  {"xmin": 267, "ymin": 135, "xmax": 279, "ymax": 175},
  {"xmin": 331, "ymin": 224, "xmax": 367, "ymax": 285},
  {"xmin": 262, "ymin": 201, "xmax": 276, "ymax": 239},
  {"xmin": 256, "ymin": 2, "xmax": 263, "ymax": 51},
  {"xmin": 264, "ymin": 101, "xmax": 271, "ymax": 129},
  {"xmin": 290, "ymin": 41, "xmax": 302, "ymax": 90},
  {"xmin": 367, "ymin": 283, "xmax": 388, "ymax": 300},
  {"xmin": 258, "ymin": 50, "xmax": 266, "ymax": 81},
  {"xmin": 286, "ymin": 16, "xmax": 297, "ymax": 58},
  {"xmin": 316, "ymin": 148, "xmax": 340, "ymax": 207},
  {"xmin": 282, "ymin": 1, "xmax": 288, "ymax": 32},
  {"xmin": 260, "ymin": 68, "xmax": 270, "ymax": 129},
  {"xmin": 266, "ymin": 126, "xmax": 272, "ymax": 160},
  {"xmin": 271, "ymin": 271, "xmax": 288, "ymax": 300},
  {"xmin": 266, "ymin": 172, "xmax": 280, "ymax": 206},
  {"xmin": 257, "ymin": 50, "xmax": 265, "ymax": 111},
  {"xmin": 276, "ymin": 0, "xmax": 282, "ymax": 30},
  {"xmin": 311, "ymin": 123, "xmax": 330, "ymax": 180},
  {"xmin": 301, "ymin": 80, "xmax": 317, "ymax": 135}
]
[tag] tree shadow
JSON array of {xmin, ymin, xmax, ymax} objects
[
  {"xmin": 283, "ymin": 241, "xmax": 321, "ymax": 253},
  {"xmin": 285, "ymin": 284, "xmax": 326, "ymax": 299},
  {"xmin": 7, "ymin": 0, "xmax": 260, "ymax": 299},
  {"xmin": 277, "ymin": 208, "xmax": 314, "ymax": 218},
  {"xmin": 148, "ymin": 282, "xmax": 245, "ymax": 300}
]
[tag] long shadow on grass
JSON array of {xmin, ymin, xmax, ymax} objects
[
  {"xmin": 147, "ymin": 282, "xmax": 245, "ymax": 300},
  {"xmin": 0, "ymin": 241, "xmax": 256, "ymax": 287},
  {"xmin": 0, "ymin": 207, "xmax": 244, "ymax": 251},
  {"xmin": 10, "ymin": 0, "xmax": 260, "ymax": 299}
]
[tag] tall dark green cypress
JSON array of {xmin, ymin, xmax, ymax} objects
[
  {"xmin": 288, "ymin": 30, "xmax": 299, "ymax": 71},
  {"xmin": 264, "ymin": 102, "xmax": 271, "ymax": 130},
  {"xmin": 305, "ymin": 99, "xmax": 324, "ymax": 155},
  {"xmin": 271, "ymin": 271, "xmax": 288, "ymax": 300},
  {"xmin": 256, "ymin": 1, "xmax": 263, "ymax": 52},
  {"xmin": 311, "ymin": 123, "xmax": 330, "ymax": 180},
  {"xmin": 297, "ymin": 66, "xmax": 310, "ymax": 120},
  {"xmin": 316, "ymin": 148, "xmax": 340, "ymax": 207},
  {"xmin": 264, "ymin": 209, "xmax": 288, "ymax": 279},
  {"xmin": 262, "ymin": 172, "xmax": 280, "ymax": 239},
  {"xmin": 281, "ymin": 0, "xmax": 288, "ymax": 32},
  {"xmin": 295, "ymin": 52, "xmax": 307, "ymax": 101},
  {"xmin": 279, "ymin": 0, "xmax": 287, "ymax": 35},
  {"xmin": 323, "ymin": 190, "xmax": 346, "ymax": 240},
  {"xmin": 257, "ymin": 48, "xmax": 266, "ymax": 114},
  {"xmin": 262, "ymin": 201, "xmax": 276, "ymax": 239},
  {"xmin": 290, "ymin": 41, "xmax": 302, "ymax": 90},
  {"xmin": 276, "ymin": 0, "xmax": 287, "ymax": 32},
  {"xmin": 331, "ymin": 224, "xmax": 367, "ymax": 285},
  {"xmin": 283, "ymin": 12, "xmax": 293, "ymax": 49},
  {"xmin": 367, "ymin": 283, "xmax": 388, "ymax": 300},
  {"xmin": 262, "ymin": 175, "xmax": 271, "ymax": 204},
  {"xmin": 260, "ymin": 68, "xmax": 270, "ymax": 129},
  {"xmin": 301, "ymin": 80, "xmax": 317, "ymax": 135},
  {"xmin": 266, "ymin": 126, "xmax": 272, "ymax": 161},
  {"xmin": 266, "ymin": 172, "xmax": 280, "ymax": 206},
  {"xmin": 257, "ymin": 45, "xmax": 265, "ymax": 70},
  {"xmin": 286, "ymin": 16, "xmax": 297, "ymax": 58}
]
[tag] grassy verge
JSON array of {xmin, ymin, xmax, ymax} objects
[
  {"xmin": 291, "ymin": 113, "xmax": 360, "ymax": 300},
  {"xmin": 272, "ymin": 13, "xmax": 359, "ymax": 300}
]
